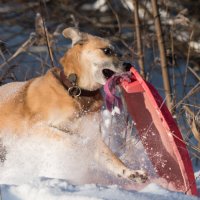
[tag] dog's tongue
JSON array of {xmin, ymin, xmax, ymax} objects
[{"xmin": 104, "ymin": 72, "xmax": 132, "ymax": 112}]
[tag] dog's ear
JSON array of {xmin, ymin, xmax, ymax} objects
[{"xmin": 62, "ymin": 27, "xmax": 83, "ymax": 46}]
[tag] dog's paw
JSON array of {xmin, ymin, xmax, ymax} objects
[{"xmin": 121, "ymin": 169, "xmax": 148, "ymax": 183}]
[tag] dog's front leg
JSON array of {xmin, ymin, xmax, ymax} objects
[{"xmin": 95, "ymin": 138, "xmax": 148, "ymax": 183}]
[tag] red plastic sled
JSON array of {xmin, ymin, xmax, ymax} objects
[{"xmin": 121, "ymin": 67, "xmax": 197, "ymax": 196}]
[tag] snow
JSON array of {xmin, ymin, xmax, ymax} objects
[
  {"xmin": 1, "ymin": 178, "xmax": 199, "ymax": 200},
  {"xmin": 0, "ymin": 92, "xmax": 199, "ymax": 200},
  {"xmin": 0, "ymin": 81, "xmax": 26, "ymax": 103},
  {"xmin": 0, "ymin": 116, "xmax": 199, "ymax": 200}
]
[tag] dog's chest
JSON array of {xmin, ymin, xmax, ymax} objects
[{"xmin": 46, "ymin": 111, "xmax": 101, "ymax": 137}]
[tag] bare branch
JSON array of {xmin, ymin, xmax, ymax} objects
[
  {"xmin": 184, "ymin": 105, "xmax": 200, "ymax": 147},
  {"xmin": 106, "ymin": 0, "xmax": 122, "ymax": 34},
  {"xmin": 188, "ymin": 66, "xmax": 200, "ymax": 82},
  {"xmin": 0, "ymin": 33, "xmax": 37, "ymax": 70},
  {"xmin": 151, "ymin": 0, "xmax": 172, "ymax": 112},
  {"xmin": 132, "ymin": 0, "xmax": 145, "ymax": 79},
  {"xmin": 175, "ymin": 82, "xmax": 200, "ymax": 109}
]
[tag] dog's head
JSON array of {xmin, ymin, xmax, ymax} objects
[{"xmin": 60, "ymin": 28, "xmax": 131, "ymax": 91}]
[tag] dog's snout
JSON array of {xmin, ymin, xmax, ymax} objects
[{"xmin": 123, "ymin": 62, "xmax": 132, "ymax": 71}]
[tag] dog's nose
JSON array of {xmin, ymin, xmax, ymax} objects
[{"xmin": 123, "ymin": 62, "xmax": 132, "ymax": 71}]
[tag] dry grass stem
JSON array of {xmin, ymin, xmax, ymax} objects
[
  {"xmin": 132, "ymin": 0, "xmax": 145, "ymax": 79},
  {"xmin": 151, "ymin": 0, "xmax": 172, "ymax": 111}
]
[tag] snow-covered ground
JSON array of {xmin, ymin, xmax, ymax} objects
[
  {"xmin": 0, "ymin": 114, "xmax": 199, "ymax": 200},
  {"xmin": 1, "ymin": 177, "xmax": 200, "ymax": 200}
]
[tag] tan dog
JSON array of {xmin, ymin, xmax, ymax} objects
[{"xmin": 0, "ymin": 28, "xmax": 147, "ymax": 183}]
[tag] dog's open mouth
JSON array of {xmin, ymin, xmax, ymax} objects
[{"xmin": 102, "ymin": 69, "xmax": 115, "ymax": 79}]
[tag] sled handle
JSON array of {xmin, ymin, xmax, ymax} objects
[{"xmin": 121, "ymin": 67, "xmax": 145, "ymax": 93}]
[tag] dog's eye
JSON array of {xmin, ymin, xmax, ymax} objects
[{"xmin": 102, "ymin": 48, "xmax": 113, "ymax": 56}]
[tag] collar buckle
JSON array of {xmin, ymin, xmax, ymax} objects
[
  {"xmin": 68, "ymin": 86, "xmax": 81, "ymax": 97},
  {"xmin": 52, "ymin": 69, "xmax": 100, "ymax": 97}
]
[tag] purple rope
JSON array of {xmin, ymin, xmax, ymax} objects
[{"xmin": 104, "ymin": 72, "xmax": 132, "ymax": 112}]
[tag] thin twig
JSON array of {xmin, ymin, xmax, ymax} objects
[
  {"xmin": 183, "ymin": 30, "xmax": 194, "ymax": 91},
  {"xmin": 0, "ymin": 33, "xmax": 37, "ymax": 70},
  {"xmin": 188, "ymin": 66, "xmax": 200, "ymax": 82},
  {"xmin": 39, "ymin": 0, "xmax": 55, "ymax": 68},
  {"xmin": 106, "ymin": 0, "xmax": 122, "ymax": 34},
  {"xmin": 174, "ymin": 82, "xmax": 200, "ymax": 109},
  {"xmin": 170, "ymin": 25, "xmax": 177, "ymax": 111},
  {"xmin": 151, "ymin": 0, "xmax": 172, "ymax": 112},
  {"xmin": 183, "ymin": 105, "xmax": 200, "ymax": 147},
  {"xmin": 171, "ymin": 130, "xmax": 200, "ymax": 153},
  {"xmin": 181, "ymin": 103, "xmax": 200, "ymax": 109},
  {"xmin": 132, "ymin": 0, "xmax": 145, "ymax": 79}
]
